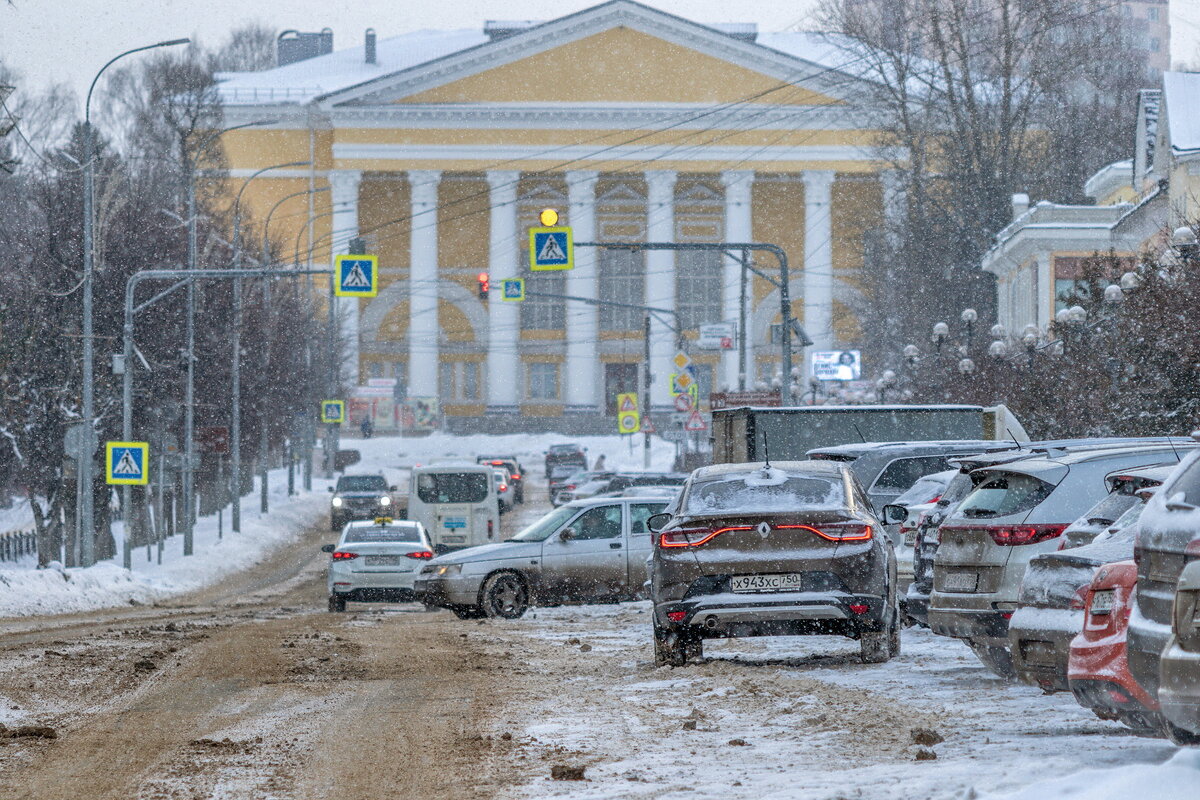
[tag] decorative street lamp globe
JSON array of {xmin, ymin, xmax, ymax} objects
[
  {"xmin": 1120, "ymin": 271, "xmax": 1142, "ymax": 291},
  {"xmin": 1104, "ymin": 283, "xmax": 1124, "ymax": 304},
  {"xmin": 988, "ymin": 340, "xmax": 1008, "ymax": 358},
  {"xmin": 1055, "ymin": 308, "xmax": 1072, "ymax": 326},
  {"xmin": 990, "ymin": 323, "xmax": 1007, "ymax": 339},
  {"xmin": 1068, "ymin": 305, "xmax": 1087, "ymax": 324},
  {"xmin": 902, "ymin": 344, "xmax": 920, "ymax": 359},
  {"xmin": 961, "ymin": 308, "xmax": 978, "ymax": 323},
  {"xmin": 932, "ymin": 321, "xmax": 949, "ymax": 337},
  {"xmin": 1022, "ymin": 331, "xmax": 1038, "ymax": 349},
  {"xmin": 1171, "ymin": 226, "xmax": 1199, "ymax": 258},
  {"xmin": 1023, "ymin": 323, "xmax": 1041, "ymax": 338},
  {"xmin": 958, "ymin": 358, "xmax": 976, "ymax": 375}
]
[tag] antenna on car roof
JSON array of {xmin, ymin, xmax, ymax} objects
[
  {"xmin": 852, "ymin": 423, "xmax": 867, "ymax": 444},
  {"xmin": 1167, "ymin": 436, "xmax": 1182, "ymax": 463},
  {"xmin": 762, "ymin": 428, "xmax": 772, "ymax": 470},
  {"xmin": 1006, "ymin": 428, "xmax": 1024, "ymax": 450}
]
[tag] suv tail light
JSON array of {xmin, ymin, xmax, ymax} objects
[
  {"xmin": 405, "ymin": 550, "xmax": 434, "ymax": 560},
  {"xmin": 658, "ymin": 522, "xmax": 872, "ymax": 548},
  {"xmin": 332, "ymin": 551, "xmax": 358, "ymax": 560},
  {"xmin": 1069, "ymin": 585, "xmax": 1089, "ymax": 611},
  {"xmin": 983, "ymin": 524, "xmax": 1067, "ymax": 546}
]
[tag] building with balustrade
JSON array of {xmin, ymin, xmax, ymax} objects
[{"xmin": 216, "ymin": 0, "xmax": 901, "ymax": 431}]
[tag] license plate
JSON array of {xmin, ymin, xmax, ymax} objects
[
  {"xmin": 903, "ymin": 530, "xmax": 917, "ymax": 547},
  {"xmin": 443, "ymin": 517, "xmax": 467, "ymax": 529},
  {"xmin": 943, "ymin": 572, "xmax": 978, "ymax": 592},
  {"xmin": 1090, "ymin": 589, "xmax": 1115, "ymax": 615},
  {"xmin": 441, "ymin": 535, "xmax": 466, "ymax": 543},
  {"xmin": 731, "ymin": 573, "xmax": 804, "ymax": 593},
  {"xmin": 360, "ymin": 556, "xmax": 403, "ymax": 568}
]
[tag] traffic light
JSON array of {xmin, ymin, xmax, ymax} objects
[
  {"xmin": 477, "ymin": 271, "xmax": 490, "ymax": 302},
  {"xmin": 539, "ymin": 207, "xmax": 560, "ymax": 226}
]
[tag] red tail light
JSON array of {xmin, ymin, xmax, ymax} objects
[
  {"xmin": 1186, "ymin": 538, "xmax": 1200, "ymax": 557},
  {"xmin": 849, "ymin": 603, "xmax": 869, "ymax": 615},
  {"xmin": 332, "ymin": 551, "xmax": 358, "ymax": 560},
  {"xmin": 490, "ymin": 460, "xmax": 504, "ymax": 465},
  {"xmin": 666, "ymin": 611, "xmax": 687, "ymax": 622},
  {"xmin": 660, "ymin": 526, "xmax": 752, "ymax": 548},
  {"xmin": 565, "ymin": 484, "xmax": 576, "ymax": 491},
  {"xmin": 1070, "ymin": 585, "xmax": 1089, "ymax": 611},
  {"xmin": 983, "ymin": 524, "xmax": 1067, "ymax": 546},
  {"xmin": 511, "ymin": 473, "xmax": 521, "ymax": 481},
  {"xmin": 487, "ymin": 519, "xmax": 494, "ymax": 539},
  {"xmin": 405, "ymin": 550, "xmax": 434, "ymax": 560},
  {"xmin": 784, "ymin": 523, "xmax": 873, "ymax": 542},
  {"xmin": 658, "ymin": 523, "xmax": 871, "ymax": 548}
]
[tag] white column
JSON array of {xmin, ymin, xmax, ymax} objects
[
  {"xmin": 801, "ymin": 170, "xmax": 836, "ymax": 372},
  {"xmin": 880, "ymin": 168, "xmax": 907, "ymax": 248},
  {"xmin": 329, "ymin": 169, "xmax": 362, "ymax": 385},
  {"xmin": 486, "ymin": 170, "xmax": 521, "ymax": 413},
  {"xmin": 644, "ymin": 170, "xmax": 677, "ymax": 411},
  {"xmin": 565, "ymin": 171, "xmax": 600, "ymax": 414},
  {"xmin": 720, "ymin": 170, "xmax": 754, "ymax": 391},
  {"xmin": 407, "ymin": 170, "xmax": 441, "ymax": 398}
]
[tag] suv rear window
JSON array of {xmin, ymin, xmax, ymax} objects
[
  {"xmin": 684, "ymin": 473, "xmax": 844, "ymax": 515},
  {"xmin": 416, "ymin": 473, "xmax": 489, "ymax": 504},
  {"xmin": 871, "ymin": 457, "xmax": 952, "ymax": 494},
  {"xmin": 1164, "ymin": 454, "xmax": 1200, "ymax": 505},
  {"xmin": 336, "ymin": 476, "xmax": 388, "ymax": 492},
  {"xmin": 954, "ymin": 472, "xmax": 1054, "ymax": 520}
]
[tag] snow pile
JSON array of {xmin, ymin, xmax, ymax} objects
[{"xmin": 984, "ymin": 747, "xmax": 1200, "ymax": 800}]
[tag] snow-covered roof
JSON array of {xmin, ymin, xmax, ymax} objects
[
  {"xmin": 1162, "ymin": 71, "xmax": 1200, "ymax": 155},
  {"xmin": 1083, "ymin": 159, "xmax": 1132, "ymax": 203},
  {"xmin": 217, "ymin": 29, "xmax": 490, "ymax": 105}
]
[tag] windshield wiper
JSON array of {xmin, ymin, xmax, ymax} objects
[{"xmin": 961, "ymin": 508, "xmax": 997, "ymax": 518}]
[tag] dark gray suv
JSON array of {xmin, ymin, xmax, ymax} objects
[{"xmin": 648, "ymin": 460, "xmax": 898, "ymax": 667}]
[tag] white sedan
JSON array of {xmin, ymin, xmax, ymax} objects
[{"xmin": 324, "ymin": 518, "xmax": 434, "ymax": 612}]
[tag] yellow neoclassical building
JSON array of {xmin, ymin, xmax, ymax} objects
[{"xmin": 216, "ymin": 0, "xmax": 898, "ymax": 429}]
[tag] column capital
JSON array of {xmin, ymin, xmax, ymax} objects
[
  {"xmin": 565, "ymin": 170, "xmax": 600, "ymax": 192},
  {"xmin": 485, "ymin": 169, "xmax": 520, "ymax": 189},
  {"xmin": 327, "ymin": 169, "xmax": 362, "ymax": 195},
  {"xmin": 721, "ymin": 169, "xmax": 755, "ymax": 203},
  {"xmin": 801, "ymin": 169, "xmax": 836, "ymax": 197},
  {"xmin": 644, "ymin": 169, "xmax": 678, "ymax": 201}
]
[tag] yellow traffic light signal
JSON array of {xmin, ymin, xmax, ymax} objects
[{"xmin": 539, "ymin": 208, "xmax": 560, "ymax": 227}]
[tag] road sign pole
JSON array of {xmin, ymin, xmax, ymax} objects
[
  {"xmin": 643, "ymin": 313, "xmax": 651, "ymax": 470},
  {"xmin": 739, "ymin": 249, "xmax": 748, "ymax": 391}
]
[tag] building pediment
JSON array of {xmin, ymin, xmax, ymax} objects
[{"xmin": 320, "ymin": 0, "xmax": 864, "ymax": 110}]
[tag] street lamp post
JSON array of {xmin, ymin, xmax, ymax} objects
[
  {"xmin": 80, "ymin": 37, "xmax": 189, "ymax": 568},
  {"xmin": 230, "ymin": 161, "xmax": 310, "ymax": 532}
]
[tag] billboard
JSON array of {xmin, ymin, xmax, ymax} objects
[{"xmin": 812, "ymin": 350, "xmax": 862, "ymax": 381}]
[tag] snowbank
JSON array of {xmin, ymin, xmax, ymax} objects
[{"xmin": 984, "ymin": 747, "xmax": 1200, "ymax": 800}]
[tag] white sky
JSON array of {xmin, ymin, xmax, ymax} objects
[{"xmin": 2, "ymin": 0, "xmax": 1198, "ymax": 104}]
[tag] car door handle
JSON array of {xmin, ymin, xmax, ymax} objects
[{"xmin": 609, "ymin": 543, "xmax": 622, "ymax": 549}]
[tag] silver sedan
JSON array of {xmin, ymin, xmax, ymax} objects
[{"xmin": 414, "ymin": 496, "xmax": 671, "ymax": 619}]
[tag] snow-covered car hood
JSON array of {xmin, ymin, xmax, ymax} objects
[{"xmin": 429, "ymin": 541, "xmax": 541, "ymax": 565}]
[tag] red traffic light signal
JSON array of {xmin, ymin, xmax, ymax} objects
[{"xmin": 477, "ymin": 271, "xmax": 489, "ymax": 301}]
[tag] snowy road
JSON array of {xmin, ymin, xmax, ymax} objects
[{"xmin": 0, "ymin": 438, "xmax": 1197, "ymax": 798}]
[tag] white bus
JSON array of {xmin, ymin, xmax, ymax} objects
[{"xmin": 408, "ymin": 463, "xmax": 500, "ymax": 553}]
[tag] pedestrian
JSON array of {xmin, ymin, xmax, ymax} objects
[
  {"xmin": 593, "ymin": 453, "xmax": 606, "ymax": 471},
  {"xmin": 360, "ymin": 415, "xmax": 374, "ymax": 439}
]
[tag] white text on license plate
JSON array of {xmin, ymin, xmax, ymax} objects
[
  {"xmin": 943, "ymin": 572, "xmax": 978, "ymax": 592},
  {"xmin": 363, "ymin": 555, "xmax": 401, "ymax": 566},
  {"xmin": 441, "ymin": 535, "xmax": 466, "ymax": 543},
  {"xmin": 731, "ymin": 573, "xmax": 804, "ymax": 593},
  {"xmin": 1089, "ymin": 589, "xmax": 1114, "ymax": 615}
]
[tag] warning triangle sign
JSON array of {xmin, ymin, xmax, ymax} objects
[
  {"xmin": 684, "ymin": 411, "xmax": 708, "ymax": 432},
  {"xmin": 538, "ymin": 234, "xmax": 567, "ymax": 262},
  {"xmin": 619, "ymin": 395, "xmax": 637, "ymax": 413},
  {"xmin": 115, "ymin": 449, "xmax": 141, "ymax": 476},
  {"xmin": 641, "ymin": 416, "xmax": 655, "ymax": 433},
  {"xmin": 342, "ymin": 262, "xmax": 371, "ymax": 289}
]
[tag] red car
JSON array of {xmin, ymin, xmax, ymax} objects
[{"xmin": 1068, "ymin": 559, "xmax": 1161, "ymax": 732}]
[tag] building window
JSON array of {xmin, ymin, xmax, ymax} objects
[
  {"xmin": 1147, "ymin": 7, "xmax": 1159, "ymax": 21},
  {"xmin": 439, "ymin": 360, "xmax": 455, "ymax": 400},
  {"xmin": 1149, "ymin": 37, "xmax": 1160, "ymax": 53},
  {"xmin": 520, "ymin": 272, "xmax": 565, "ymax": 330},
  {"xmin": 462, "ymin": 362, "xmax": 479, "ymax": 401},
  {"xmin": 676, "ymin": 250, "xmax": 723, "ymax": 330},
  {"xmin": 528, "ymin": 363, "xmax": 559, "ymax": 401},
  {"xmin": 368, "ymin": 362, "xmax": 383, "ymax": 379},
  {"xmin": 599, "ymin": 248, "xmax": 645, "ymax": 331}
]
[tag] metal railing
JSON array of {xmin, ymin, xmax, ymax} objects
[{"xmin": 0, "ymin": 530, "xmax": 36, "ymax": 562}]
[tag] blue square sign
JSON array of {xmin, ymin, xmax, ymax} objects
[
  {"xmin": 528, "ymin": 226, "xmax": 573, "ymax": 271},
  {"xmin": 106, "ymin": 441, "xmax": 149, "ymax": 485},
  {"xmin": 335, "ymin": 254, "xmax": 378, "ymax": 297},
  {"xmin": 502, "ymin": 278, "xmax": 525, "ymax": 301}
]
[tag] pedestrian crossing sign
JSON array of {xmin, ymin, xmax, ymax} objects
[
  {"xmin": 320, "ymin": 400, "xmax": 345, "ymax": 424},
  {"xmin": 106, "ymin": 441, "xmax": 149, "ymax": 485},
  {"xmin": 502, "ymin": 278, "xmax": 525, "ymax": 302},
  {"xmin": 335, "ymin": 254, "xmax": 378, "ymax": 297},
  {"xmin": 529, "ymin": 226, "xmax": 573, "ymax": 271}
]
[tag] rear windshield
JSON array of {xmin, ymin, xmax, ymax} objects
[
  {"xmin": 893, "ymin": 474, "xmax": 950, "ymax": 507},
  {"xmin": 939, "ymin": 473, "xmax": 976, "ymax": 505},
  {"xmin": 1164, "ymin": 454, "xmax": 1200, "ymax": 505},
  {"xmin": 871, "ymin": 456, "xmax": 953, "ymax": 494},
  {"xmin": 337, "ymin": 476, "xmax": 387, "ymax": 492},
  {"xmin": 416, "ymin": 473, "xmax": 489, "ymax": 504},
  {"xmin": 1077, "ymin": 491, "xmax": 1139, "ymax": 528},
  {"xmin": 684, "ymin": 470, "xmax": 844, "ymax": 515},
  {"xmin": 344, "ymin": 526, "xmax": 423, "ymax": 544},
  {"xmin": 953, "ymin": 472, "xmax": 1054, "ymax": 520}
]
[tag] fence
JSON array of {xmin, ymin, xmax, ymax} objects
[{"xmin": 0, "ymin": 530, "xmax": 36, "ymax": 562}]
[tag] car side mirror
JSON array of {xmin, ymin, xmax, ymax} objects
[
  {"xmin": 560, "ymin": 527, "xmax": 576, "ymax": 542},
  {"xmin": 321, "ymin": 544, "xmax": 335, "ymax": 553},
  {"xmin": 1166, "ymin": 491, "xmax": 1199, "ymax": 513},
  {"xmin": 327, "ymin": 486, "xmax": 334, "ymax": 493},
  {"xmin": 882, "ymin": 504, "xmax": 907, "ymax": 525},
  {"xmin": 646, "ymin": 513, "xmax": 671, "ymax": 533}
]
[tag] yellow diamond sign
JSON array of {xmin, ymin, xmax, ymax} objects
[{"xmin": 673, "ymin": 352, "xmax": 691, "ymax": 371}]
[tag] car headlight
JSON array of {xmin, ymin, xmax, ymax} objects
[
  {"xmin": 331, "ymin": 497, "xmax": 343, "ymax": 507},
  {"xmin": 434, "ymin": 563, "xmax": 462, "ymax": 577},
  {"xmin": 379, "ymin": 495, "xmax": 391, "ymax": 506}
]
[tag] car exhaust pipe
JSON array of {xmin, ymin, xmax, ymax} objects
[{"xmin": 704, "ymin": 615, "xmax": 719, "ymax": 629}]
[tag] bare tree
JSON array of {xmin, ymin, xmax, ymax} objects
[
  {"xmin": 213, "ymin": 22, "xmax": 277, "ymax": 72},
  {"xmin": 820, "ymin": 0, "xmax": 1148, "ymax": 363}
]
